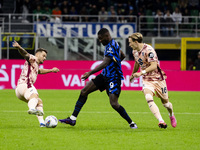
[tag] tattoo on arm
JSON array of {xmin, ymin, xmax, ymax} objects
[{"xmin": 18, "ymin": 47, "xmax": 29, "ymax": 60}]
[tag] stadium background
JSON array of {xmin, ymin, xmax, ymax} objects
[
  {"xmin": 0, "ymin": 0, "xmax": 200, "ymax": 91},
  {"xmin": 0, "ymin": 1, "xmax": 200, "ymax": 150}
]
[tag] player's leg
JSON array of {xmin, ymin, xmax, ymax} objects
[
  {"xmin": 162, "ymin": 98, "xmax": 177, "ymax": 128},
  {"xmin": 15, "ymin": 84, "xmax": 28, "ymax": 102},
  {"xmin": 36, "ymin": 98, "xmax": 45, "ymax": 127},
  {"xmin": 16, "ymin": 84, "xmax": 44, "ymax": 127},
  {"xmin": 24, "ymin": 86, "xmax": 43, "ymax": 116},
  {"xmin": 107, "ymin": 79, "xmax": 137, "ymax": 129},
  {"xmin": 156, "ymin": 80, "xmax": 177, "ymax": 128},
  {"xmin": 109, "ymin": 93, "xmax": 137, "ymax": 129},
  {"xmin": 27, "ymin": 93, "xmax": 38, "ymax": 111},
  {"xmin": 143, "ymin": 88, "xmax": 167, "ymax": 128},
  {"xmin": 59, "ymin": 80, "xmax": 98, "ymax": 125},
  {"xmin": 72, "ymin": 80, "xmax": 98, "ymax": 117},
  {"xmin": 161, "ymin": 98, "xmax": 173, "ymax": 117},
  {"xmin": 15, "ymin": 83, "xmax": 41, "ymax": 114}
]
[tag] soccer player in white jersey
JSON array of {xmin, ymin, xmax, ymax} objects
[
  {"xmin": 128, "ymin": 33, "xmax": 177, "ymax": 129},
  {"xmin": 13, "ymin": 41, "xmax": 59, "ymax": 127}
]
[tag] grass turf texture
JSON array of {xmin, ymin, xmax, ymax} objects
[{"xmin": 0, "ymin": 89, "xmax": 200, "ymax": 150}]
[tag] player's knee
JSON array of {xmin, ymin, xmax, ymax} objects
[
  {"xmin": 147, "ymin": 100, "xmax": 154, "ymax": 108},
  {"xmin": 145, "ymin": 94, "xmax": 153, "ymax": 101},
  {"xmin": 163, "ymin": 102, "xmax": 170, "ymax": 108},
  {"xmin": 110, "ymin": 101, "xmax": 119, "ymax": 109},
  {"xmin": 80, "ymin": 89, "xmax": 88, "ymax": 96},
  {"xmin": 27, "ymin": 93, "xmax": 38, "ymax": 101}
]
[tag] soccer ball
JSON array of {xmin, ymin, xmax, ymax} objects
[{"xmin": 44, "ymin": 115, "xmax": 58, "ymax": 128}]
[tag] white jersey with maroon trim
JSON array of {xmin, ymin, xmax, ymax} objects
[
  {"xmin": 17, "ymin": 55, "xmax": 39, "ymax": 87},
  {"xmin": 132, "ymin": 43, "xmax": 166, "ymax": 81}
]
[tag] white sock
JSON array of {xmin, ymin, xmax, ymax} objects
[
  {"xmin": 70, "ymin": 115, "xmax": 77, "ymax": 120},
  {"xmin": 158, "ymin": 118, "xmax": 164, "ymax": 122},
  {"xmin": 163, "ymin": 102, "xmax": 173, "ymax": 117},
  {"xmin": 28, "ymin": 98, "xmax": 38, "ymax": 110},
  {"xmin": 36, "ymin": 105, "xmax": 44, "ymax": 124},
  {"xmin": 148, "ymin": 101, "xmax": 163, "ymax": 122},
  {"xmin": 37, "ymin": 116, "xmax": 45, "ymax": 124}
]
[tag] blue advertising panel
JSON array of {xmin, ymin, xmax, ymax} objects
[{"xmin": 34, "ymin": 22, "xmax": 136, "ymax": 38}]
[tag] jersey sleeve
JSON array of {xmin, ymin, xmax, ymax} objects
[
  {"xmin": 28, "ymin": 54, "xmax": 37, "ymax": 64},
  {"xmin": 105, "ymin": 46, "xmax": 122, "ymax": 63},
  {"xmin": 146, "ymin": 48, "xmax": 158, "ymax": 62},
  {"xmin": 105, "ymin": 46, "xmax": 114, "ymax": 58}
]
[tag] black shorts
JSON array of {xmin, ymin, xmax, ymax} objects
[{"xmin": 92, "ymin": 74, "xmax": 121, "ymax": 97}]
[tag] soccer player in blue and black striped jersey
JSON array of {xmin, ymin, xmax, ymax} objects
[{"xmin": 59, "ymin": 28, "xmax": 137, "ymax": 129}]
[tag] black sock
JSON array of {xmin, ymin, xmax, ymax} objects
[
  {"xmin": 72, "ymin": 95, "xmax": 87, "ymax": 117},
  {"xmin": 114, "ymin": 105, "xmax": 132, "ymax": 124}
]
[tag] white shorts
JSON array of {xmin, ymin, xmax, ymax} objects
[
  {"xmin": 142, "ymin": 80, "xmax": 168, "ymax": 100},
  {"xmin": 15, "ymin": 83, "xmax": 38, "ymax": 101}
]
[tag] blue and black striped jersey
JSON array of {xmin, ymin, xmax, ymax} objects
[{"xmin": 101, "ymin": 39, "xmax": 124, "ymax": 80}]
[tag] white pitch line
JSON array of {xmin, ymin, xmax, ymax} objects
[{"xmin": 1, "ymin": 111, "xmax": 200, "ymax": 115}]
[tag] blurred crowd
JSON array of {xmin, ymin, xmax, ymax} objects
[{"xmin": 12, "ymin": 0, "xmax": 199, "ymax": 23}]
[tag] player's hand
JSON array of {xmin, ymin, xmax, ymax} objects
[
  {"xmin": 133, "ymin": 72, "xmax": 142, "ymax": 78},
  {"xmin": 12, "ymin": 41, "xmax": 20, "ymax": 48},
  {"xmin": 51, "ymin": 67, "xmax": 60, "ymax": 73},
  {"xmin": 81, "ymin": 72, "xmax": 90, "ymax": 80},
  {"xmin": 130, "ymin": 74, "xmax": 135, "ymax": 82}
]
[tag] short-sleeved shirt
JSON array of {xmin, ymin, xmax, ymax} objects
[
  {"xmin": 92, "ymin": 39, "xmax": 123, "ymax": 97},
  {"xmin": 132, "ymin": 43, "xmax": 166, "ymax": 81},
  {"xmin": 101, "ymin": 39, "xmax": 123, "ymax": 82},
  {"xmin": 17, "ymin": 54, "xmax": 39, "ymax": 88}
]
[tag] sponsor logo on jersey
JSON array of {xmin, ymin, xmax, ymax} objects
[
  {"xmin": 107, "ymin": 47, "xmax": 113, "ymax": 53},
  {"xmin": 148, "ymin": 52, "xmax": 154, "ymax": 58}
]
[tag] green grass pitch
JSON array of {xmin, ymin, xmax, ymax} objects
[{"xmin": 0, "ymin": 89, "xmax": 200, "ymax": 150}]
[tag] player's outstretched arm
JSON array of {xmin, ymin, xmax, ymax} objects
[
  {"xmin": 38, "ymin": 67, "xmax": 60, "ymax": 74},
  {"xmin": 81, "ymin": 56, "xmax": 111, "ymax": 80},
  {"xmin": 12, "ymin": 41, "xmax": 29, "ymax": 60}
]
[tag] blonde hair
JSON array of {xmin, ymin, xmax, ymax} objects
[{"xmin": 128, "ymin": 32, "xmax": 143, "ymax": 43}]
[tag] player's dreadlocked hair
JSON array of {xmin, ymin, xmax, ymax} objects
[{"xmin": 98, "ymin": 28, "xmax": 109, "ymax": 35}]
